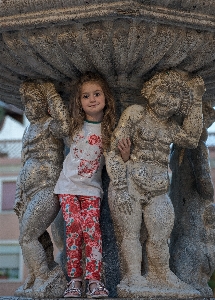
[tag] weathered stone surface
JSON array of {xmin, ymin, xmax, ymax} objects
[
  {"xmin": 170, "ymin": 106, "xmax": 215, "ymax": 296},
  {"xmin": 14, "ymin": 81, "xmax": 70, "ymax": 298},
  {"xmin": 1, "ymin": 1, "xmax": 215, "ymax": 109},
  {"xmin": 1, "ymin": 1, "xmax": 215, "ymax": 298},
  {"xmin": 106, "ymin": 70, "xmax": 209, "ymax": 298},
  {"xmin": 0, "ymin": 297, "xmax": 214, "ymax": 300}
]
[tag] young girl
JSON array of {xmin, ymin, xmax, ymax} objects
[{"xmin": 54, "ymin": 72, "xmax": 117, "ymax": 298}]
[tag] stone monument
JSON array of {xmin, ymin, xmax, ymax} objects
[
  {"xmin": 0, "ymin": 0, "xmax": 215, "ymax": 298},
  {"xmin": 14, "ymin": 81, "xmax": 70, "ymax": 298},
  {"xmin": 106, "ymin": 69, "xmax": 205, "ymax": 297},
  {"xmin": 169, "ymin": 101, "xmax": 215, "ymax": 296}
]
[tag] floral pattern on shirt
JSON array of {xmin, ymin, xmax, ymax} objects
[{"xmin": 73, "ymin": 134, "xmax": 103, "ymax": 178}]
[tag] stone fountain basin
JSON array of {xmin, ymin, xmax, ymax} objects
[{"xmin": 0, "ymin": 0, "xmax": 215, "ymax": 109}]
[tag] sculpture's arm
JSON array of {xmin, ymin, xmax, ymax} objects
[
  {"xmin": 40, "ymin": 82, "xmax": 70, "ymax": 138},
  {"xmin": 20, "ymin": 126, "xmax": 28, "ymax": 166},
  {"xmin": 202, "ymin": 101, "xmax": 215, "ymax": 129},
  {"xmin": 172, "ymin": 81, "xmax": 204, "ymax": 149},
  {"xmin": 106, "ymin": 105, "xmax": 141, "ymax": 215},
  {"xmin": 14, "ymin": 176, "xmax": 22, "ymax": 219},
  {"xmin": 106, "ymin": 105, "xmax": 138, "ymax": 187}
]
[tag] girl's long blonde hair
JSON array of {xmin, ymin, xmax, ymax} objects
[{"xmin": 70, "ymin": 72, "xmax": 116, "ymax": 151}]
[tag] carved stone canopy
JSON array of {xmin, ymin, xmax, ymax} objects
[{"xmin": 1, "ymin": 0, "xmax": 215, "ymax": 110}]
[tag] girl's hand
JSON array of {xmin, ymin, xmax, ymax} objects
[{"xmin": 118, "ymin": 138, "xmax": 131, "ymax": 163}]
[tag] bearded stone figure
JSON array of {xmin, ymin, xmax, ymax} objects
[
  {"xmin": 106, "ymin": 70, "xmax": 205, "ymax": 297},
  {"xmin": 14, "ymin": 81, "xmax": 70, "ymax": 298}
]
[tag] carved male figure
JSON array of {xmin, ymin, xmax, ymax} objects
[
  {"xmin": 106, "ymin": 70, "xmax": 204, "ymax": 296},
  {"xmin": 14, "ymin": 81, "xmax": 70, "ymax": 295},
  {"xmin": 169, "ymin": 101, "xmax": 215, "ymax": 296}
]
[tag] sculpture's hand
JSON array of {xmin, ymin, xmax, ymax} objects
[
  {"xmin": 191, "ymin": 75, "xmax": 205, "ymax": 99},
  {"xmin": 114, "ymin": 186, "xmax": 133, "ymax": 215},
  {"xmin": 38, "ymin": 81, "xmax": 70, "ymax": 137},
  {"xmin": 39, "ymin": 82, "xmax": 57, "ymax": 100},
  {"xmin": 20, "ymin": 81, "xmax": 44, "ymax": 104},
  {"xmin": 118, "ymin": 138, "xmax": 131, "ymax": 163}
]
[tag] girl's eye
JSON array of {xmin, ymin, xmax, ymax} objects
[
  {"xmin": 95, "ymin": 92, "xmax": 100, "ymax": 97},
  {"xmin": 83, "ymin": 95, "xmax": 89, "ymax": 99}
]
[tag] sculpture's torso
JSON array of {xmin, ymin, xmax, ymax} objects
[
  {"xmin": 19, "ymin": 120, "xmax": 64, "ymax": 195},
  {"xmin": 131, "ymin": 106, "xmax": 172, "ymax": 167}
]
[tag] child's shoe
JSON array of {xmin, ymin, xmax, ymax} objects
[
  {"xmin": 64, "ymin": 278, "xmax": 82, "ymax": 298},
  {"xmin": 86, "ymin": 280, "xmax": 109, "ymax": 298}
]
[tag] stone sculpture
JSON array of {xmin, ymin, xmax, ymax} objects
[
  {"xmin": 1, "ymin": 1, "xmax": 215, "ymax": 298},
  {"xmin": 170, "ymin": 101, "xmax": 215, "ymax": 296},
  {"xmin": 106, "ymin": 70, "xmax": 205, "ymax": 297},
  {"xmin": 14, "ymin": 81, "xmax": 70, "ymax": 298}
]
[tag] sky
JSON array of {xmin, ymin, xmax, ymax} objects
[
  {"xmin": 208, "ymin": 122, "xmax": 215, "ymax": 133},
  {"xmin": 0, "ymin": 115, "xmax": 26, "ymax": 140}
]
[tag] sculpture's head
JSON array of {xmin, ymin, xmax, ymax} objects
[
  {"xmin": 141, "ymin": 70, "xmax": 205, "ymax": 119},
  {"xmin": 20, "ymin": 81, "xmax": 48, "ymax": 122}
]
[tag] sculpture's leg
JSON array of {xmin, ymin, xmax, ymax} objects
[
  {"xmin": 144, "ymin": 194, "xmax": 174, "ymax": 280},
  {"xmin": 170, "ymin": 145, "xmax": 215, "ymax": 296},
  {"xmin": 51, "ymin": 209, "xmax": 67, "ymax": 275},
  {"xmin": 19, "ymin": 190, "xmax": 60, "ymax": 290},
  {"xmin": 20, "ymin": 230, "xmax": 56, "ymax": 290},
  {"xmin": 38, "ymin": 230, "xmax": 57, "ymax": 270},
  {"xmin": 110, "ymin": 190, "xmax": 200, "ymax": 297},
  {"xmin": 108, "ymin": 185, "xmax": 143, "ymax": 284},
  {"xmin": 190, "ymin": 141, "xmax": 214, "ymax": 199},
  {"xmin": 143, "ymin": 193, "xmax": 200, "ymax": 296}
]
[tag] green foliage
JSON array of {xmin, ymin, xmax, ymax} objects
[{"xmin": 208, "ymin": 270, "xmax": 215, "ymax": 290}]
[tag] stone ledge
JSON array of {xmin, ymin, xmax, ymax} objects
[
  {"xmin": 1, "ymin": 1, "xmax": 215, "ymax": 32},
  {"xmin": 0, "ymin": 297, "xmax": 215, "ymax": 300}
]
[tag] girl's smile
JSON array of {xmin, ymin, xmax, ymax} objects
[{"xmin": 81, "ymin": 82, "xmax": 105, "ymax": 122}]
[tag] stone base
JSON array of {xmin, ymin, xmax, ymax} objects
[
  {"xmin": 117, "ymin": 286, "xmax": 202, "ymax": 298},
  {"xmin": 14, "ymin": 265, "xmax": 67, "ymax": 298},
  {"xmin": 117, "ymin": 286, "xmax": 200, "ymax": 298},
  {"xmin": 1, "ymin": 297, "xmax": 215, "ymax": 300}
]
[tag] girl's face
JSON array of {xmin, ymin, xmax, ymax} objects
[{"xmin": 80, "ymin": 81, "xmax": 105, "ymax": 122}]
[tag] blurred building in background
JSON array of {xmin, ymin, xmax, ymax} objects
[
  {"xmin": 207, "ymin": 124, "xmax": 215, "ymax": 188},
  {"xmin": 0, "ymin": 103, "xmax": 27, "ymax": 296}
]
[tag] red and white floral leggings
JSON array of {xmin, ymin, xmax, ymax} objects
[{"xmin": 59, "ymin": 194, "xmax": 102, "ymax": 280}]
